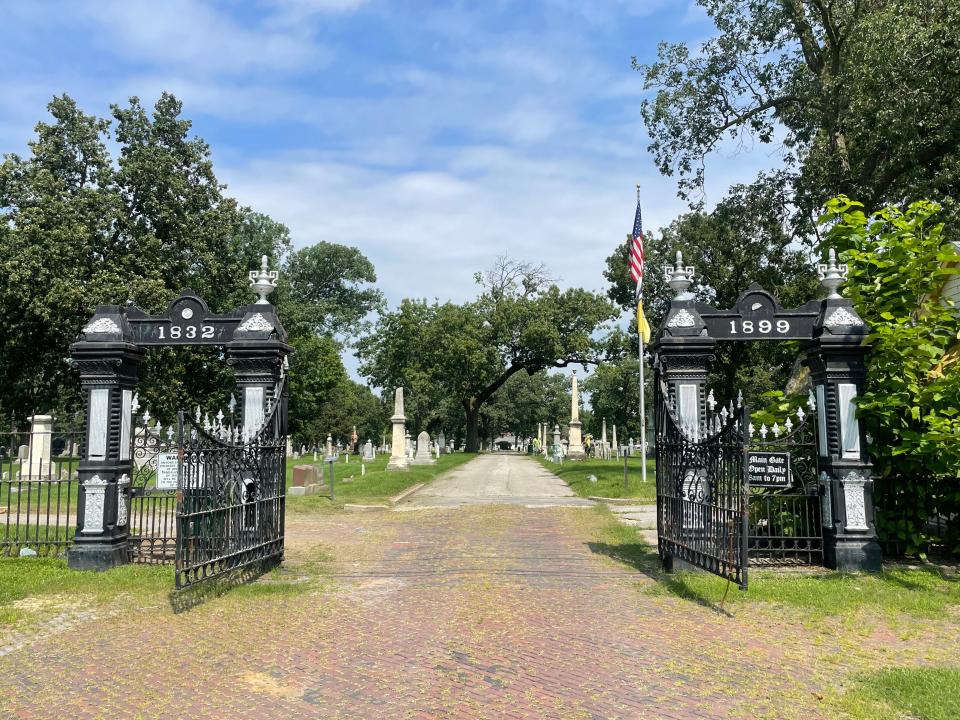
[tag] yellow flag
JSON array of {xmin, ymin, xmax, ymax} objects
[{"xmin": 637, "ymin": 301, "xmax": 651, "ymax": 344}]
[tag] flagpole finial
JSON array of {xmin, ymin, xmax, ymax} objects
[{"xmin": 635, "ymin": 183, "xmax": 640, "ymax": 202}]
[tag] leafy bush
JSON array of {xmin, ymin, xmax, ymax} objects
[{"xmin": 822, "ymin": 197, "xmax": 960, "ymax": 555}]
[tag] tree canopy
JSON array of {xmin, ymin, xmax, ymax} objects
[
  {"xmin": 358, "ymin": 258, "xmax": 617, "ymax": 451},
  {"xmin": 640, "ymin": 0, "xmax": 960, "ymax": 228},
  {"xmin": 0, "ymin": 93, "xmax": 382, "ymax": 443}
]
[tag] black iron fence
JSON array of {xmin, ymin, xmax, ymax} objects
[
  {"xmin": 0, "ymin": 418, "xmax": 84, "ymax": 557},
  {"xmin": 748, "ymin": 491, "xmax": 823, "ymax": 566},
  {"xmin": 877, "ymin": 475, "xmax": 960, "ymax": 559}
]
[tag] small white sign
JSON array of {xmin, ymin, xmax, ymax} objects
[{"xmin": 156, "ymin": 452, "xmax": 179, "ymax": 489}]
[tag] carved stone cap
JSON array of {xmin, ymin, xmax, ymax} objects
[
  {"xmin": 232, "ymin": 305, "xmax": 287, "ymax": 342},
  {"xmin": 79, "ymin": 306, "xmax": 132, "ymax": 342},
  {"xmin": 815, "ymin": 298, "xmax": 868, "ymax": 338}
]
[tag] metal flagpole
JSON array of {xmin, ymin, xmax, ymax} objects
[{"xmin": 639, "ymin": 328, "xmax": 647, "ymax": 484}]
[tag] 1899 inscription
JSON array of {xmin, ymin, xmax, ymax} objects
[{"xmin": 728, "ymin": 319, "xmax": 791, "ymax": 335}]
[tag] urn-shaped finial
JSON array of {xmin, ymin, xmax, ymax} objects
[
  {"xmin": 664, "ymin": 249, "xmax": 696, "ymax": 297},
  {"xmin": 249, "ymin": 254, "xmax": 279, "ymax": 304},
  {"xmin": 817, "ymin": 248, "xmax": 848, "ymax": 299}
]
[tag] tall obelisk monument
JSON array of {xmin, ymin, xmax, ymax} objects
[
  {"xmin": 567, "ymin": 371, "xmax": 585, "ymax": 459},
  {"xmin": 387, "ymin": 387, "xmax": 409, "ymax": 470}
]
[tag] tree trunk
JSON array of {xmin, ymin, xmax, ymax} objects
[{"xmin": 464, "ymin": 398, "xmax": 481, "ymax": 452}]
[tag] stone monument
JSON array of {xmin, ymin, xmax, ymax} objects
[
  {"xmin": 362, "ymin": 439, "xmax": 375, "ymax": 461},
  {"xmin": 19, "ymin": 414, "xmax": 53, "ymax": 480},
  {"xmin": 566, "ymin": 371, "xmax": 585, "ymax": 459},
  {"xmin": 611, "ymin": 424, "xmax": 619, "ymax": 458},
  {"xmin": 387, "ymin": 387, "xmax": 408, "ymax": 470}
]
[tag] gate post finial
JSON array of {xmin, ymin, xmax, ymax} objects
[
  {"xmin": 817, "ymin": 248, "xmax": 848, "ymax": 299},
  {"xmin": 249, "ymin": 254, "xmax": 279, "ymax": 304},
  {"xmin": 664, "ymin": 250, "xmax": 696, "ymax": 298}
]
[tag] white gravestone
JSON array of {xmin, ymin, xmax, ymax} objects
[
  {"xmin": 387, "ymin": 387, "xmax": 409, "ymax": 470},
  {"xmin": 20, "ymin": 414, "xmax": 53, "ymax": 480},
  {"xmin": 412, "ymin": 431, "xmax": 436, "ymax": 465}
]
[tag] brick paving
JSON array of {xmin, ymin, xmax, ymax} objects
[{"xmin": 0, "ymin": 460, "xmax": 957, "ymax": 719}]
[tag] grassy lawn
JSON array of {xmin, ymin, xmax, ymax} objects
[
  {"xmin": 536, "ymin": 454, "xmax": 656, "ymax": 501},
  {"xmin": 582, "ymin": 503, "xmax": 960, "ymax": 718},
  {"xmin": 584, "ymin": 504, "xmax": 960, "ymax": 619},
  {"xmin": 285, "ymin": 451, "xmax": 477, "ymax": 509},
  {"xmin": 840, "ymin": 666, "xmax": 960, "ymax": 720}
]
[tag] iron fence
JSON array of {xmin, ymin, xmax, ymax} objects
[
  {"xmin": 0, "ymin": 418, "xmax": 84, "ymax": 557},
  {"xmin": 748, "ymin": 491, "xmax": 823, "ymax": 566},
  {"xmin": 877, "ymin": 475, "xmax": 960, "ymax": 558}
]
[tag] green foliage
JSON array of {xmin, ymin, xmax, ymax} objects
[
  {"xmin": 640, "ymin": 1, "xmax": 960, "ymax": 229},
  {"xmin": 480, "ymin": 370, "xmax": 569, "ymax": 441},
  {"xmin": 0, "ymin": 93, "xmax": 383, "ymax": 445},
  {"xmin": 283, "ymin": 242, "xmax": 384, "ymax": 341},
  {"xmin": 603, "ymin": 180, "xmax": 819, "ymax": 408},
  {"xmin": 359, "ymin": 259, "xmax": 617, "ymax": 451},
  {"xmin": 822, "ymin": 196, "xmax": 960, "ymax": 554},
  {"xmin": 749, "ymin": 390, "xmax": 809, "ymax": 428}
]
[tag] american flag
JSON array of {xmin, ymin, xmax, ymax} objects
[
  {"xmin": 630, "ymin": 187, "xmax": 651, "ymax": 343},
  {"xmin": 629, "ymin": 191, "xmax": 645, "ymax": 293}
]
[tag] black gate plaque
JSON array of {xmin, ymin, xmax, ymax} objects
[{"xmin": 746, "ymin": 451, "xmax": 791, "ymax": 488}]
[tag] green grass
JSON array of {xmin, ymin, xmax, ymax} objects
[
  {"xmin": 839, "ymin": 667, "xmax": 960, "ymax": 720},
  {"xmin": 536, "ymin": 454, "xmax": 656, "ymax": 501},
  {"xmin": 584, "ymin": 505, "xmax": 960, "ymax": 619},
  {"xmin": 285, "ymin": 451, "xmax": 478, "ymax": 509}
]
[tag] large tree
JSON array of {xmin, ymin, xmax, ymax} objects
[
  {"xmin": 358, "ymin": 258, "xmax": 617, "ymax": 452},
  {"xmin": 604, "ymin": 181, "xmax": 819, "ymax": 403},
  {"xmin": 641, "ymin": 0, "xmax": 960, "ymax": 228},
  {"xmin": 0, "ymin": 93, "xmax": 382, "ymax": 437}
]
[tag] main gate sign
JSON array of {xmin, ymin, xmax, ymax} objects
[
  {"xmin": 67, "ymin": 256, "xmax": 291, "ymax": 587},
  {"xmin": 653, "ymin": 249, "xmax": 882, "ymax": 586}
]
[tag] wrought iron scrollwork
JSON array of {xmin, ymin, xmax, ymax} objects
[{"xmin": 174, "ymin": 377, "xmax": 287, "ymax": 589}]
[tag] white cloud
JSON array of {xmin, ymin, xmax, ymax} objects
[{"xmin": 79, "ymin": 0, "xmax": 328, "ymax": 76}]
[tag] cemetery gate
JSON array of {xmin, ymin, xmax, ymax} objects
[
  {"xmin": 652, "ymin": 249, "xmax": 882, "ymax": 589},
  {"xmin": 66, "ymin": 257, "xmax": 290, "ymax": 590}
]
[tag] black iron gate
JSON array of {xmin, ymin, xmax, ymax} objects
[
  {"xmin": 174, "ymin": 380, "xmax": 287, "ymax": 589},
  {"xmin": 655, "ymin": 381, "xmax": 748, "ymax": 588},
  {"xmin": 745, "ymin": 396, "xmax": 822, "ymax": 566},
  {"xmin": 129, "ymin": 400, "xmax": 177, "ymax": 563}
]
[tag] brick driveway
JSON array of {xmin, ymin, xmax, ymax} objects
[{"xmin": 1, "ymin": 478, "xmax": 956, "ymax": 719}]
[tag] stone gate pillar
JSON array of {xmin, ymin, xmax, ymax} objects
[
  {"xmin": 803, "ymin": 250, "xmax": 881, "ymax": 572},
  {"xmin": 68, "ymin": 307, "xmax": 144, "ymax": 570},
  {"xmin": 652, "ymin": 251, "xmax": 715, "ymax": 439},
  {"xmin": 226, "ymin": 306, "xmax": 290, "ymax": 440},
  {"xmin": 227, "ymin": 259, "xmax": 290, "ymax": 440}
]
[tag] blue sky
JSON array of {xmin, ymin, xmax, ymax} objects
[{"xmin": 3, "ymin": 0, "xmax": 778, "ymax": 312}]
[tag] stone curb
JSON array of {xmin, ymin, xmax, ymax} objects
[
  {"xmin": 343, "ymin": 503, "xmax": 389, "ymax": 511},
  {"xmin": 588, "ymin": 496, "xmax": 653, "ymax": 505},
  {"xmin": 389, "ymin": 483, "xmax": 425, "ymax": 505}
]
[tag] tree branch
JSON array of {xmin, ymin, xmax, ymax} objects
[{"xmin": 713, "ymin": 95, "xmax": 800, "ymax": 134}]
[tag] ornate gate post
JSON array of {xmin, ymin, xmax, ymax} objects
[
  {"xmin": 803, "ymin": 250, "xmax": 881, "ymax": 572},
  {"xmin": 68, "ymin": 307, "xmax": 144, "ymax": 570},
  {"xmin": 653, "ymin": 252, "xmax": 715, "ymax": 436},
  {"xmin": 226, "ymin": 257, "xmax": 291, "ymax": 439},
  {"xmin": 652, "ymin": 252, "xmax": 718, "ymax": 574}
]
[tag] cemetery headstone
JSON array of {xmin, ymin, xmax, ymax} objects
[
  {"xmin": 413, "ymin": 431, "xmax": 436, "ymax": 465},
  {"xmin": 387, "ymin": 387, "xmax": 409, "ymax": 470},
  {"xmin": 289, "ymin": 464, "xmax": 322, "ymax": 496},
  {"xmin": 19, "ymin": 414, "xmax": 53, "ymax": 480}
]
